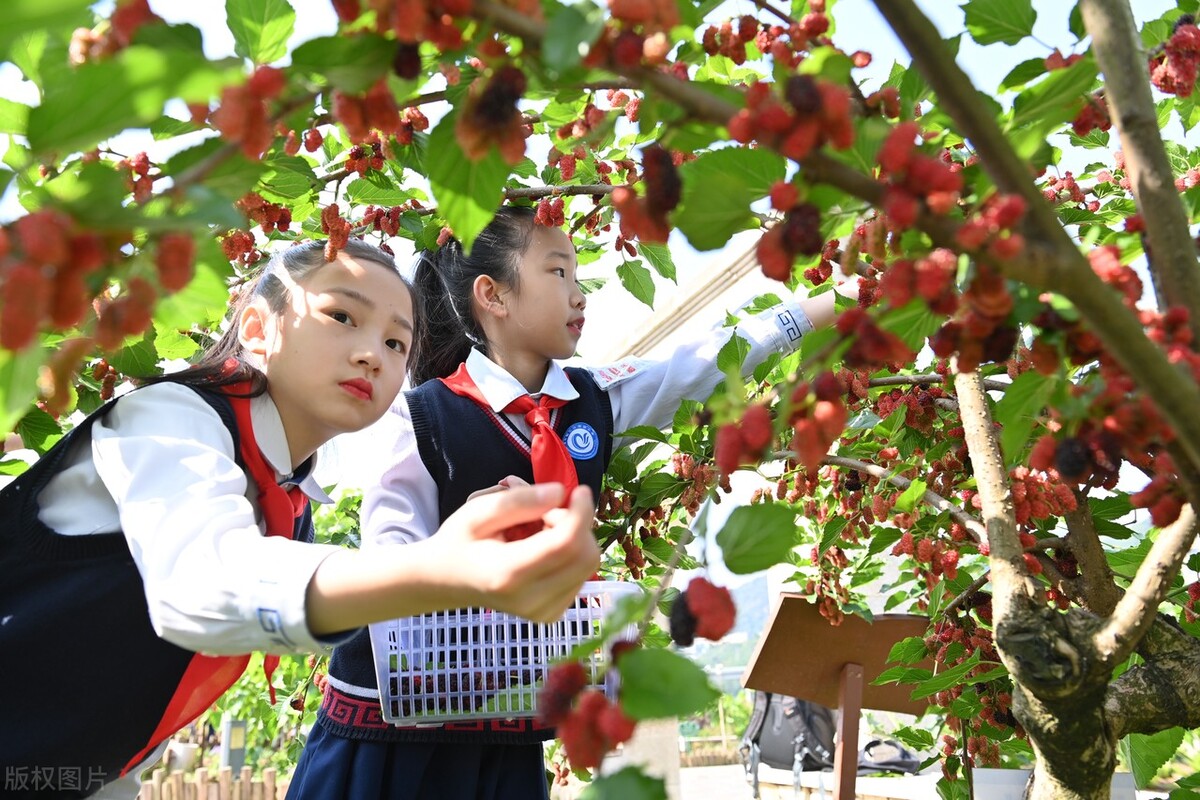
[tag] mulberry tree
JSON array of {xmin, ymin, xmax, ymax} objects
[{"xmin": 3, "ymin": 0, "xmax": 1200, "ymax": 797}]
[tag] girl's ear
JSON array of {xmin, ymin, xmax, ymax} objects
[
  {"xmin": 237, "ymin": 297, "xmax": 275, "ymax": 357},
  {"xmin": 473, "ymin": 274, "xmax": 508, "ymax": 320}
]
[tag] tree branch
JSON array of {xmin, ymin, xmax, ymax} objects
[
  {"xmin": 866, "ymin": 0, "xmax": 1071, "ymax": 243},
  {"xmin": 1078, "ymin": 0, "xmax": 1200, "ymax": 339},
  {"xmin": 1093, "ymin": 504, "xmax": 1199, "ymax": 667},
  {"xmin": 944, "ymin": 570, "xmax": 991, "ymax": 616},
  {"xmin": 822, "ymin": 454, "xmax": 985, "ymax": 543},
  {"xmin": 953, "ymin": 368, "xmax": 1036, "ymax": 622},
  {"xmin": 1063, "ymin": 490, "xmax": 1123, "ymax": 615},
  {"xmin": 867, "ymin": 373, "xmax": 1009, "ymax": 392}
]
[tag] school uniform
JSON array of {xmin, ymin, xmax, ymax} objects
[
  {"xmin": 290, "ymin": 300, "xmax": 815, "ymax": 800},
  {"xmin": 0, "ymin": 381, "xmax": 353, "ymax": 799}
]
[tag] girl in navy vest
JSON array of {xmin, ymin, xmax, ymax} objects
[
  {"xmin": 291, "ymin": 206, "xmax": 856, "ymax": 800},
  {"xmin": 0, "ymin": 238, "xmax": 600, "ymax": 799}
]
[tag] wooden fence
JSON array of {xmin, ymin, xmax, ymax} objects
[{"xmin": 136, "ymin": 766, "xmax": 289, "ymax": 800}]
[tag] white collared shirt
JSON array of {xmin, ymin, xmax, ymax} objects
[
  {"xmin": 362, "ymin": 300, "xmax": 814, "ymax": 548},
  {"xmin": 36, "ymin": 381, "xmax": 345, "ymax": 655}
]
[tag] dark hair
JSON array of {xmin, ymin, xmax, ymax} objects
[
  {"xmin": 410, "ymin": 206, "xmax": 537, "ymax": 385},
  {"xmin": 155, "ymin": 238, "xmax": 414, "ymax": 395}
]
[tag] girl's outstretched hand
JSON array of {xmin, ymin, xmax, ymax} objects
[
  {"xmin": 436, "ymin": 483, "xmax": 600, "ymax": 622},
  {"xmin": 304, "ymin": 483, "xmax": 599, "ymax": 634}
]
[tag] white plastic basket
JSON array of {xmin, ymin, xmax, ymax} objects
[{"xmin": 369, "ymin": 581, "xmax": 640, "ymax": 725}]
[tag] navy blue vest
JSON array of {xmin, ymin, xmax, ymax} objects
[
  {"xmin": 0, "ymin": 387, "xmax": 313, "ymax": 798},
  {"xmin": 320, "ymin": 367, "xmax": 613, "ymax": 744}
]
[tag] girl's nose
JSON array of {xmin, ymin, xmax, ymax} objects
[{"xmin": 354, "ymin": 344, "xmax": 381, "ymax": 371}]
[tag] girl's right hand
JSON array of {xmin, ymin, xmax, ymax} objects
[
  {"xmin": 437, "ymin": 483, "xmax": 600, "ymax": 622},
  {"xmin": 303, "ymin": 483, "xmax": 599, "ymax": 633}
]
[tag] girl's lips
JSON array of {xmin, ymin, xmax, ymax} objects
[
  {"xmin": 340, "ymin": 379, "xmax": 373, "ymax": 401},
  {"xmin": 568, "ymin": 319, "xmax": 585, "ymax": 335}
]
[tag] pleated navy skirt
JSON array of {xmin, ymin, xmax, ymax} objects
[{"xmin": 288, "ymin": 722, "xmax": 551, "ymax": 800}]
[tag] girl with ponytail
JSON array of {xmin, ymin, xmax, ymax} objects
[{"xmin": 292, "ymin": 206, "xmax": 854, "ymax": 799}]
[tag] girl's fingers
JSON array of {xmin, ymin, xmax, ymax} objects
[
  {"xmin": 448, "ymin": 483, "xmax": 565, "ymax": 537},
  {"xmin": 497, "ymin": 475, "xmax": 530, "ymax": 488}
]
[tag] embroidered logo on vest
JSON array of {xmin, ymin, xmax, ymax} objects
[{"xmin": 563, "ymin": 422, "xmax": 599, "ymax": 460}]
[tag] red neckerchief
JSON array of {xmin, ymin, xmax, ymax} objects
[
  {"xmin": 440, "ymin": 364, "xmax": 578, "ymax": 539},
  {"xmin": 122, "ymin": 382, "xmax": 307, "ymax": 775}
]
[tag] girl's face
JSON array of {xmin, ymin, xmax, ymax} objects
[
  {"xmin": 493, "ymin": 225, "xmax": 586, "ymax": 363},
  {"xmin": 242, "ymin": 252, "xmax": 414, "ymax": 465}
]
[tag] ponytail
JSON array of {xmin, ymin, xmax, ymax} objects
[{"xmin": 409, "ymin": 206, "xmax": 536, "ymax": 386}]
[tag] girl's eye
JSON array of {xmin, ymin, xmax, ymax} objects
[
  {"xmin": 330, "ymin": 310, "xmax": 352, "ymax": 325},
  {"xmin": 386, "ymin": 339, "xmax": 407, "ymax": 354},
  {"xmin": 552, "ymin": 268, "xmax": 566, "ymax": 278}
]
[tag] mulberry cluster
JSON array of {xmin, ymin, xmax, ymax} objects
[
  {"xmin": 611, "ymin": 144, "xmax": 681, "ymax": 245},
  {"xmin": 713, "ymin": 403, "xmax": 774, "ymax": 476},
  {"xmin": 728, "ymin": 76, "xmax": 854, "ymax": 162},
  {"xmin": 455, "ymin": 66, "xmax": 530, "ymax": 165},
  {"xmin": 668, "ymin": 577, "xmax": 736, "ymax": 647},
  {"xmin": 0, "ymin": 210, "xmax": 123, "ymax": 351}
]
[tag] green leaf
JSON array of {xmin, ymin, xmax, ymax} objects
[
  {"xmin": 1121, "ymin": 727, "xmax": 1185, "ymax": 789},
  {"xmin": 637, "ymin": 241, "xmax": 676, "ymax": 282},
  {"xmin": 616, "ymin": 260, "xmax": 655, "ymax": 308},
  {"xmin": 634, "ymin": 472, "xmax": 683, "ymax": 510},
  {"xmin": 641, "ymin": 537, "xmax": 698, "ymax": 569},
  {"xmin": 226, "ymin": 0, "xmax": 295, "ymax": 64},
  {"xmin": 675, "ymin": 148, "xmax": 786, "ymax": 251},
  {"xmin": 0, "ymin": 98, "xmax": 30, "ymax": 135},
  {"xmin": 1010, "ymin": 57, "xmax": 1099, "ymax": 131},
  {"xmin": 614, "ymin": 425, "xmax": 671, "ymax": 444},
  {"xmin": 797, "ymin": 47, "xmax": 854, "ymax": 84},
  {"xmin": 154, "ymin": 239, "xmax": 234, "ymax": 332},
  {"xmin": 887, "ymin": 636, "xmax": 930, "ymax": 666},
  {"xmin": 818, "ymin": 516, "xmax": 848, "ymax": 555},
  {"xmin": 153, "ymin": 327, "xmax": 201, "ymax": 361},
  {"xmin": 543, "ymin": 1, "xmax": 606, "ymax": 73},
  {"xmin": 107, "ymin": 332, "xmax": 160, "ymax": 378},
  {"xmin": 998, "ymin": 57, "xmax": 1047, "ymax": 91},
  {"xmin": 618, "ymin": 648, "xmax": 720, "ymax": 719},
  {"xmin": 0, "ymin": 346, "xmax": 46, "ymax": 436},
  {"xmin": 14, "ymin": 407, "xmax": 61, "ymax": 453},
  {"xmin": 880, "ymin": 300, "xmax": 942, "ymax": 352},
  {"xmin": 994, "ymin": 370, "xmax": 1056, "ymax": 464},
  {"xmin": 716, "ymin": 503, "xmax": 798, "ymax": 574},
  {"xmin": 716, "ymin": 332, "xmax": 751, "ymax": 374},
  {"xmin": 1108, "ymin": 539, "xmax": 1152, "ymax": 580},
  {"xmin": 259, "ymin": 155, "xmax": 319, "ymax": 201},
  {"xmin": 0, "ymin": 0, "xmax": 91, "ymax": 59},
  {"xmin": 290, "ymin": 33, "xmax": 396, "ymax": 93},
  {"xmin": 963, "ymin": 0, "xmax": 1037, "ymax": 46},
  {"xmin": 26, "ymin": 45, "xmax": 238, "ymax": 155},
  {"xmin": 912, "ymin": 654, "xmax": 1007, "ymax": 698},
  {"xmin": 579, "ymin": 767, "xmax": 668, "ymax": 800},
  {"xmin": 893, "ymin": 479, "xmax": 927, "ymax": 514},
  {"xmin": 1068, "ymin": 4, "xmax": 1085, "ymax": 39},
  {"xmin": 345, "ymin": 175, "xmax": 418, "ymax": 206},
  {"xmin": 426, "ymin": 111, "xmax": 509, "ymax": 252}
]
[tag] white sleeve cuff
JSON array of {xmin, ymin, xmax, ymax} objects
[
  {"xmin": 736, "ymin": 299, "xmax": 814, "ymax": 356},
  {"xmin": 240, "ymin": 539, "xmax": 358, "ymax": 654}
]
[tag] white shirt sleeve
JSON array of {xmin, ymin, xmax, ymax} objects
[
  {"xmin": 359, "ymin": 393, "xmax": 442, "ymax": 547},
  {"xmin": 595, "ymin": 300, "xmax": 814, "ymax": 433},
  {"xmin": 88, "ymin": 383, "xmax": 345, "ymax": 656}
]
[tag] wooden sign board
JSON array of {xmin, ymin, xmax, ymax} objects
[{"xmin": 741, "ymin": 593, "xmax": 934, "ymax": 716}]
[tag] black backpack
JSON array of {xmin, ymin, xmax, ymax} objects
[{"xmin": 740, "ymin": 691, "xmax": 837, "ymax": 797}]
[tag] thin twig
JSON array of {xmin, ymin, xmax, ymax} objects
[{"xmin": 822, "ymin": 454, "xmax": 985, "ymax": 543}]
